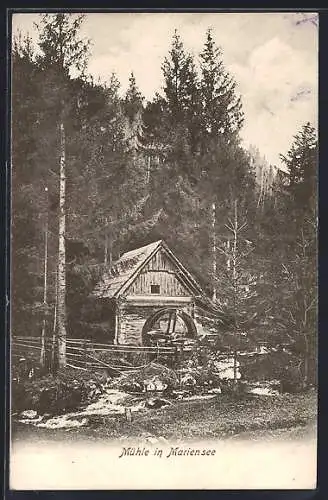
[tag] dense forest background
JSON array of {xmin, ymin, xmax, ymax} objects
[{"xmin": 11, "ymin": 14, "xmax": 317, "ymax": 383}]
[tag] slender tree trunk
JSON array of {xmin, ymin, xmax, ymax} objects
[
  {"xmin": 232, "ymin": 200, "xmax": 238, "ymax": 282},
  {"xmin": 257, "ymin": 164, "xmax": 264, "ymax": 208},
  {"xmin": 104, "ymin": 218, "xmax": 108, "ymax": 266},
  {"xmin": 109, "ymin": 243, "xmax": 113, "ymax": 268},
  {"xmin": 57, "ymin": 121, "xmax": 66, "ymax": 368},
  {"xmin": 40, "ymin": 197, "xmax": 48, "ymax": 368},
  {"xmin": 233, "ymin": 348, "xmax": 238, "ymax": 384},
  {"xmin": 226, "ymin": 239, "xmax": 231, "ymax": 270},
  {"xmin": 51, "ymin": 270, "xmax": 58, "ymax": 374},
  {"xmin": 303, "ymin": 332, "xmax": 310, "ymax": 388},
  {"xmin": 212, "ymin": 201, "xmax": 217, "ymax": 301},
  {"xmin": 146, "ymin": 155, "xmax": 151, "ymax": 184},
  {"xmin": 232, "ymin": 199, "xmax": 238, "ymax": 385},
  {"xmin": 104, "ymin": 236, "xmax": 108, "ymax": 266}
]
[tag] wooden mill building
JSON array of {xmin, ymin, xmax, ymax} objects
[{"xmin": 92, "ymin": 240, "xmax": 224, "ymax": 346}]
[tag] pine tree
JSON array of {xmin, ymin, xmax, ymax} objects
[
  {"xmin": 280, "ymin": 122, "xmax": 317, "ymax": 211},
  {"xmin": 253, "ymin": 123, "xmax": 318, "ymax": 388},
  {"xmin": 248, "ymin": 144, "xmax": 276, "ymax": 208},
  {"xmin": 162, "ymin": 30, "xmax": 198, "ymax": 125},
  {"xmin": 196, "ymin": 30, "xmax": 252, "ymax": 301},
  {"xmin": 12, "ymin": 33, "xmax": 48, "ymax": 337},
  {"xmin": 215, "ymin": 200, "xmax": 259, "ymax": 383},
  {"xmin": 124, "ymin": 72, "xmax": 144, "ymax": 123},
  {"xmin": 122, "ymin": 72, "xmax": 145, "ymax": 155},
  {"xmin": 276, "ymin": 123, "xmax": 317, "ymax": 386},
  {"xmin": 199, "ymin": 29, "xmax": 243, "ymax": 145},
  {"xmin": 35, "ymin": 13, "xmax": 90, "ymax": 367}
]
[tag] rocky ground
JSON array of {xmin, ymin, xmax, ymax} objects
[{"xmin": 11, "ymin": 388, "xmax": 317, "ymax": 445}]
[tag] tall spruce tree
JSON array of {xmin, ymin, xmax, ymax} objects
[
  {"xmin": 196, "ymin": 30, "xmax": 254, "ymax": 301},
  {"xmin": 162, "ymin": 30, "xmax": 198, "ymax": 125},
  {"xmin": 12, "ymin": 34, "xmax": 47, "ymax": 337},
  {"xmin": 35, "ymin": 13, "xmax": 90, "ymax": 367},
  {"xmin": 278, "ymin": 123, "xmax": 317, "ymax": 385},
  {"xmin": 253, "ymin": 123, "xmax": 318, "ymax": 387},
  {"xmin": 199, "ymin": 28, "xmax": 243, "ymax": 145},
  {"xmin": 280, "ymin": 122, "xmax": 317, "ymax": 211}
]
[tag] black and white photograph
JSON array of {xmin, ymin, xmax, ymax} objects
[{"xmin": 9, "ymin": 10, "xmax": 318, "ymax": 490}]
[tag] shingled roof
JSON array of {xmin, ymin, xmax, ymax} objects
[{"xmin": 92, "ymin": 240, "xmax": 204, "ymax": 299}]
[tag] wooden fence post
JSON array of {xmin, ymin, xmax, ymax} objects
[{"xmin": 51, "ymin": 333, "xmax": 58, "ymax": 374}]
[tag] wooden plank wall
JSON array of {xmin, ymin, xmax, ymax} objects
[
  {"xmin": 118, "ymin": 305, "xmax": 157, "ymax": 345},
  {"xmin": 118, "ymin": 303, "xmax": 195, "ymax": 345},
  {"xmin": 127, "ymin": 249, "xmax": 192, "ymax": 297}
]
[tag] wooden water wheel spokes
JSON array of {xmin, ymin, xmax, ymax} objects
[{"xmin": 166, "ymin": 309, "xmax": 178, "ymax": 335}]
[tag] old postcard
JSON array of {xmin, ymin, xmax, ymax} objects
[{"xmin": 9, "ymin": 10, "xmax": 318, "ymax": 490}]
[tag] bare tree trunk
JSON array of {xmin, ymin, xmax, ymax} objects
[
  {"xmin": 109, "ymin": 243, "xmax": 113, "ymax": 268},
  {"xmin": 303, "ymin": 332, "xmax": 310, "ymax": 388},
  {"xmin": 146, "ymin": 155, "xmax": 151, "ymax": 184},
  {"xmin": 257, "ymin": 164, "xmax": 264, "ymax": 208},
  {"xmin": 212, "ymin": 201, "xmax": 217, "ymax": 301},
  {"xmin": 57, "ymin": 122, "xmax": 66, "ymax": 368},
  {"xmin": 232, "ymin": 200, "xmax": 238, "ymax": 385},
  {"xmin": 232, "ymin": 200, "xmax": 238, "ymax": 282},
  {"xmin": 233, "ymin": 349, "xmax": 238, "ymax": 384},
  {"xmin": 40, "ymin": 195, "xmax": 48, "ymax": 368},
  {"xmin": 226, "ymin": 239, "xmax": 231, "ymax": 270},
  {"xmin": 104, "ymin": 218, "xmax": 108, "ymax": 266},
  {"xmin": 220, "ymin": 199, "xmax": 251, "ymax": 387},
  {"xmin": 51, "ymin": 269, "xmax": 58, "ymax": 373}
]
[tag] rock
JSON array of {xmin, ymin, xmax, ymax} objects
[
  {"xmin": 158, "ymin": 436, "xmax": 169, "ymax": 444},
  {"xmin": 144, "ymin": 380, "xmax": 157, "ymax": 392},
  {"xmin": 144, "ymin": 377, "xmax": 168, "ymax": 393},
  {"xmin": 180, "ymin": 374, "xmax": 197, "ymax": 388},
  {"xmin": 248, "ymin": 386, "xmax": 279, "ymax": 396},
  {"xmin": 153, "ymin": 378, "xmax": 168, "ymax": 392},
  {"xmin": 121, "ymin": 381, "xmax": 143, "ymax": 393},
  {"xmin": 172, "ymin": 390, "xmax": 188, "ymax": 400},
  {"xmin": 208, "ymin": 387, "xmax": 222, "ymax": 394},
  {"xmin": 146, "ymin": 436, "xmax": 159, "ymax": 445},
  {"xmin": 37, "ymin": 416, "xmax": 88, "ymax": 429},
  {"xmin": 145, "ymin": 398, "xmax": 171, "ymax": 409},
  {"xmin": 20, "ymin": 410, "xmax": 37, "ymax": 419}
]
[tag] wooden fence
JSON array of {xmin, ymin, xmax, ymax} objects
[{"xmin": 11, "ymin": 336, "xmax": 192, "ymax": 373}]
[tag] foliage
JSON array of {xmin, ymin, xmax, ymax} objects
[
  {"xmin": 109, "ymin": 362, "xmax": 179, "ymax": 393},
  {"xmin": 12, "ymin": 368, "xmax": 108, "ymax": 414},
  {"xmin": 280, "ymin": 122, "xmax": 317, "ymax": 208},
  {"xmin": 11, "ymin": 18, "xmax": 317, "ymax": 390},
  {"xmin": 199, "ymin": 28, "xmax": 243, "ymax": 142}
]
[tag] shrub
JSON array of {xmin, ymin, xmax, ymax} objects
[
  {"xmin": 279, "ymin": 365, "xmax": 304, "ymax": 393},
  {"xmin": 11, "ymin": 368, "xmax": 109, "ymax": 415},
  {"xmin": 109, "ymin": 362, "xmax": 179, "ymax": 394},
  {"xmin": 219, "ymin": 379, "xmax": 248, "ymax": 397}
]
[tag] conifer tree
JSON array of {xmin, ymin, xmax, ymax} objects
[
  {"xmin": 199, "ymin": 28, "xmax": 243, "ymax": 144},
  {"xmin": 273, "ymin": 123, "xmax": 318, "ymax": 386},
  {"xmin": 35, "ymin": 13, "xmax": 90, "ymax": 367},
  {"xmin": 162, "ymin": 30, "xmax": 199, "ymax": 125},
  {"xmin": 280, "ymin": 122, "xmax": 317, "ymax": 211}
]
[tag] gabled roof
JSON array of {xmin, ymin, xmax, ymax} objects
[{"xmin": 93, "ymin": 240, "xmax": 205, "ymax": 299}]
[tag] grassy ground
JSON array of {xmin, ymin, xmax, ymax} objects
[{"xmin": 11, "ymin": 389, "xmax": 317, "ymax": 444}]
